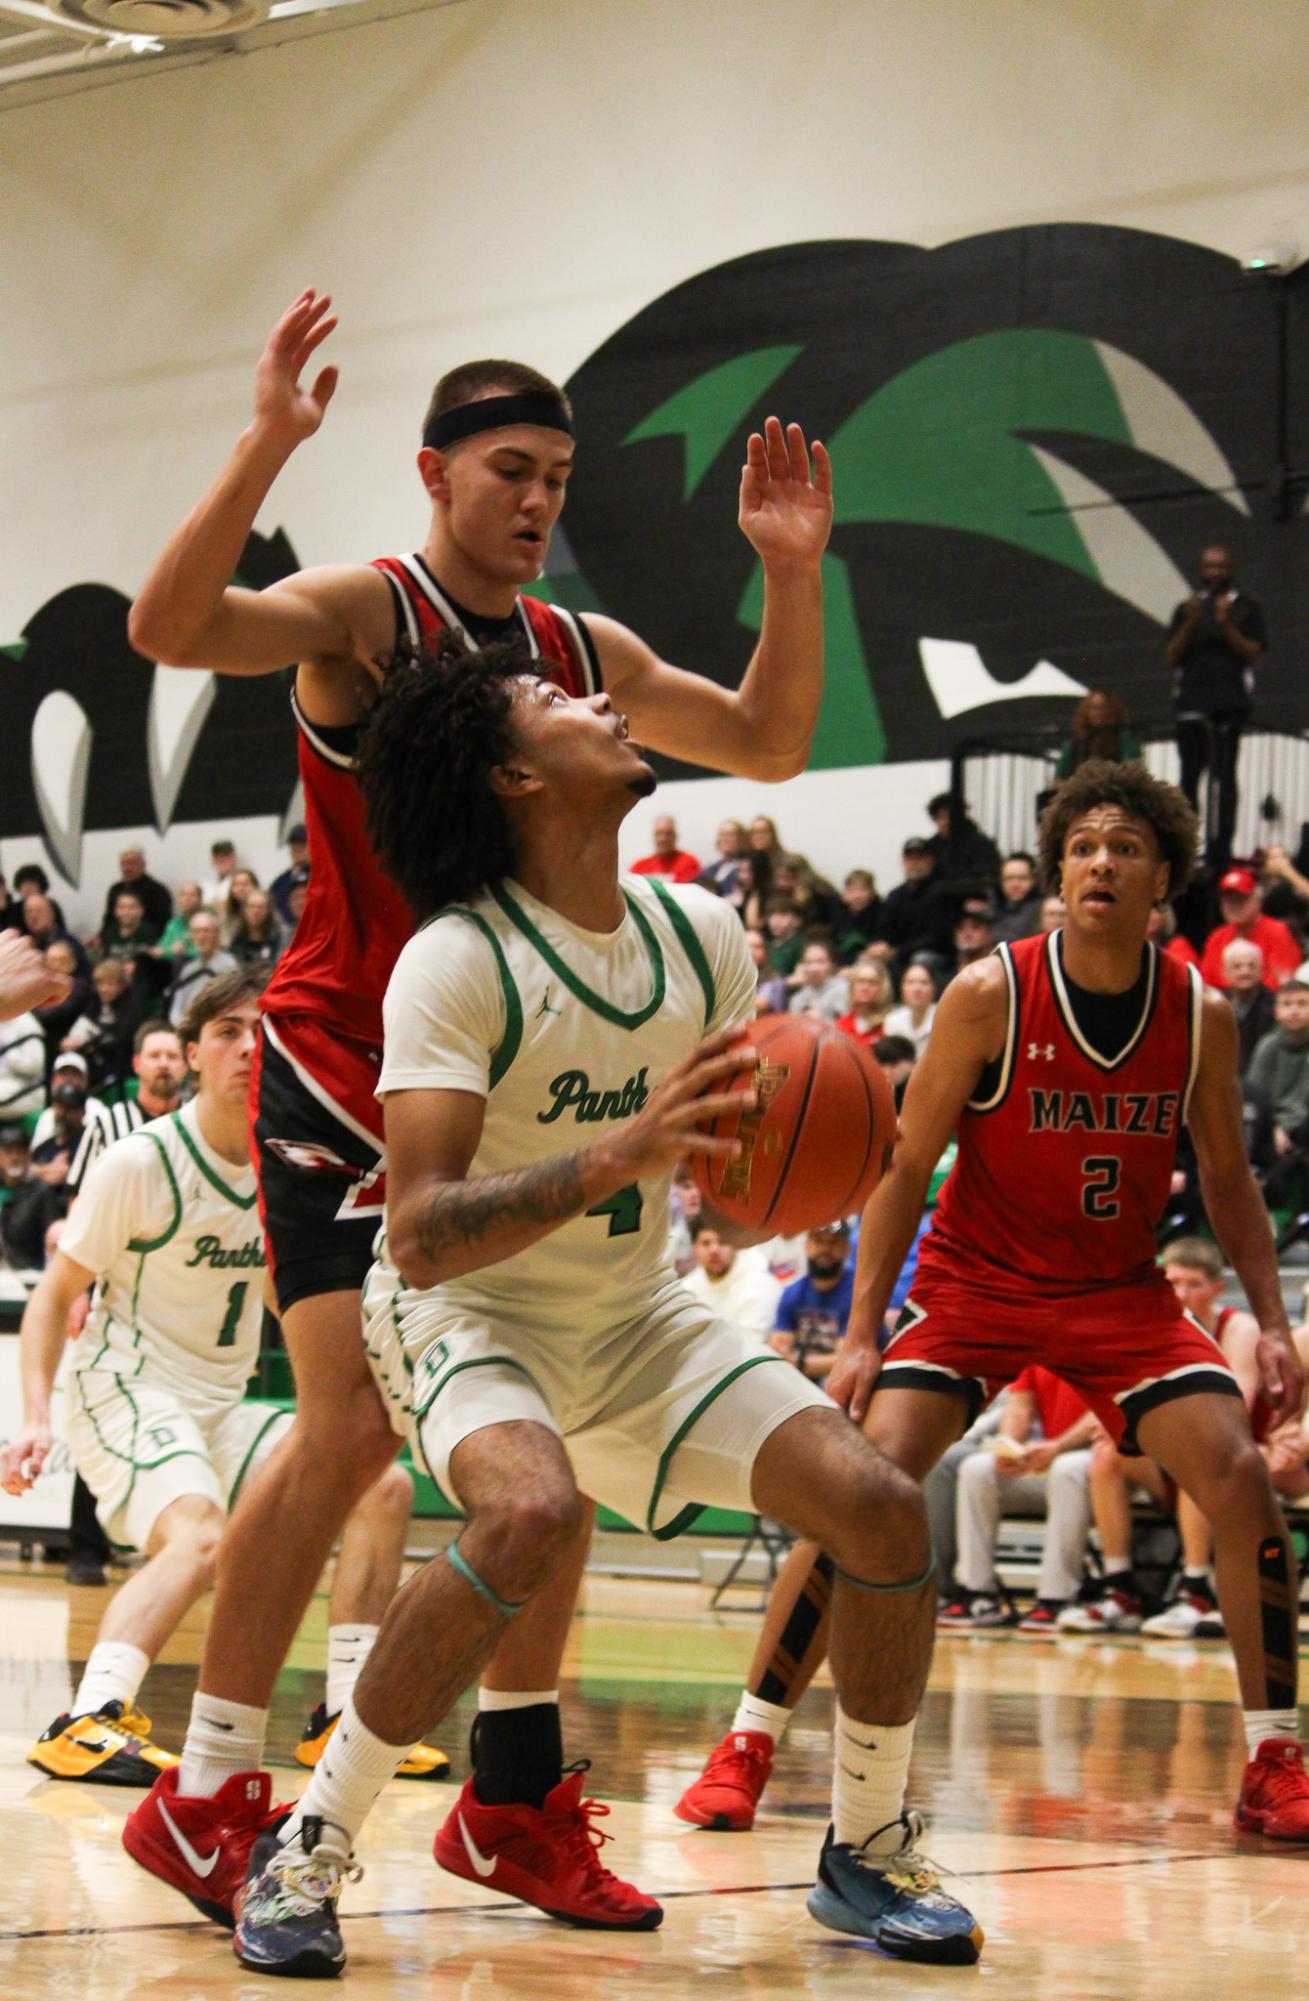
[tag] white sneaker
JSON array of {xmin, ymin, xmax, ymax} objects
[
  {"xmin": 1056, "ymin": 1585, "xmax": 1143, "ymax": 1633},
  {"xmin": 1140, "ymin": 1591, "xmax": 1216, "ymax": 1639}
]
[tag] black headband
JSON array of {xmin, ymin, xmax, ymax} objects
[{"xmin": 422, "ymin": 393, "xmax": 574, "ymax": 453}]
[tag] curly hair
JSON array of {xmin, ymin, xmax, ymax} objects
[
  {"xmin": 357, "ymin": 629, "xmax": 534, "ymax": 920},
  {"xmin": 1037, "ymin": 759, "xmax": 1198, "ymax": 899}
]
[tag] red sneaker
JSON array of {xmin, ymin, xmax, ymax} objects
[
  {"xmin": 433, "ymin": 1767, "xmax": 662, "ymax": 1930},
  {"xmin": 673, "ymin": 1729, "xmax": 774, "ymax": 1831},
  {"xmin": 122, "ymin": 1766, "xmax": 276, "ymax": 1927},
  {"xmin": 1235, "ymin": 1738, "xmax": 1309, "ymax": 1839}
]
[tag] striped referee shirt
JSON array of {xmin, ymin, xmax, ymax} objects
[{"xmin": 67, "ymin": 1095, "xmax": 150, "ymax": 1194}]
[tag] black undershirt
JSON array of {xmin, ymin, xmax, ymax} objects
[
  {"xmin": 1060, "ymin": 941, "xmax": 1151, "ymax": 1064},
  {"xmin": 439, "ymin": 583, "xmax": 524, "ymax": 651}
]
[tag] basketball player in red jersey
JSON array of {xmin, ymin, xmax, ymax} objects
[
  {"xmin": 679, "ymin": 761, "xmax": 1309, "ymax": 1850},
  {"xmin": 122, "ymin": 291, "xmax": 833, "ymax": 1926}
]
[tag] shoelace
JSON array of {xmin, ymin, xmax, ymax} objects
[
  {"xmin": 116, "ymin": 1705, "xmax": 154, "ymax": 1744},
  {"xmin": 265, "ymin": 1837, "xmax": 363, "ymax": 1915},
  {"xmin": 705, "ymin": 1739, "xmax": 769, "ymax": 1784},
  {"xmin": 852, "ymin": 1813, "xmax": 958, "ymax": 1901},
  {"xmin": 1254, "ymin": 1746, "xmax": 1309, "ymax": 1805},
  {"xmin": 546, "ymin": 1788, "xmax": 629, "ymax": 1890}
]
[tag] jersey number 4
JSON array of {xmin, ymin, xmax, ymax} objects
[
  {"xmin": 586, "ymin": 1184, "xmax": 643, "ymax": 1237},
  {"xmin": 1081, "ymin": 1156, "xmax": 1121, "ymax": 1220}
]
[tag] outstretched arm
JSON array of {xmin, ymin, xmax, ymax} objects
[
  {"xmin": 127, "ymin": 291, "xmax": 391, "ymax": 692},
  {"xmin": 586, "ymin": 418, "xmax": 832, "ymax": 781}
]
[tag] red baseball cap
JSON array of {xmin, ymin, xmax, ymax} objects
[{"xmin": 1219, "ymin": 867, "xmax": 1257, "ymax": 896}]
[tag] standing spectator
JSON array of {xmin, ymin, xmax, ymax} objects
[
  {"xmin": 630, "ymin": 815, "xmax": 700, "ymax": 883},
  {"xmin": 1200, "ymin": 867, "xmax": 1300, "ymax": 991},
  {"xmin": 200, "ymin": 837, "xmax": 239, "ymax": 912},
  {"xmin": 788, "ymin": 937, "xmax": 848, "ymax": 1022},
  {"xmin": 993, "ymin": 853, "xmax": 1042, "ymax": 943},
  {"xmin": 938, "ymin": 1367, "xmax": 1096, "ymax": 1631},
  {"xmin": 0, "ymin": 1009, "xmax": 46, "ymax": 1120},
  {"xmin": 696, "ymin": 820, "xmax": 749, "ymax": 897},
  {"xmin": 680, "ymin": 1220, "xmax": 780, "ymax": 1337},
  {"xmin": 879, "ymin": 837, "xmax": 953, "ymax": 977},
  {"xmin": 33, "ymin": 941, "xmax": 89, "ymax": 1078},
  {"xmin": 1165, "ymin": 544, "xmax": 1266, "ymax": 866},
  {"xmin": 835, "ymin": 963, "xmax": 892, "ymax": 1049},
  {"xmin": 1053, "ymin": 689, "xmax": 1142, "ymax": 778},
  {"xmin": 771, "ymin": 1223, "xmax": 856, "ymax": 1383},
  {"xmin": 269, "ymin": 824, "xmax": 311, "ymax": 926},
  {"xmin": 230, "ymin": 888, "xmax": 284, "ymax": 967},
  {"xmin": 168, "ymin": 913, "xmax": 237, "ymax": 1026},
  {"xmin": 884, "ymin": 962, "xmax": 937, "ymax": 1057},
  {"xmin": 158, "ymin": 881, "xmax": 204, "ymax": 963},
  {"xmin": 835, "ymin": 869, "xmax": 883, "ymax": 960},
  {"xmin": 1247, "ymin": 979, "xmax": 1309, "ymax": 1176},
  {"xmin": 1223, "ymin": 940, "xmax": 1275, "ymax": 1075},
  {"xmin": 98, "ymin": 848, "xmax": 173, "ymax": 939},
  {"xmin": 925, "ymin": 792, "xmax": 1000, "ymax": 892}
]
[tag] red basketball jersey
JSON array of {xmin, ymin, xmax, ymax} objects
[
  {"xmin": 264, "ymin": 555, "xmax": 601, "ymax": 1043},
  {"xmin": 919, "ymin": 930, "xmax": 1203, "ymax": 1297}
]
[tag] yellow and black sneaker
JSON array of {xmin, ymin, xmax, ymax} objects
[
  {"xmin": 295, "ymin": 1701, "xmax": 451, "ymax": 1782},
  {"xmin": 28, "ymin": 1701, "xmax": 179, "ymax": 1786}
]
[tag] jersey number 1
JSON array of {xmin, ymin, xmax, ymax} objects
[
  {"xmin": 586, "ymin": 1185, "xmax": 643, "ymax": 1237},
  {"xmin": 218, "ymin": 1280, "xmax": 249, "ymax": 1347},
  {"xmin": 1081, "ymin": 1156, "xmax": 1121, "ymax": 1220}
]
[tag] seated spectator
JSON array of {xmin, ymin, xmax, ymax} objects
[
  {"xmin": 286, "ymin": 875, "xmax": 310, "ymax": 936},
  {"xmin": 937, "ymin": 1366, "xmax": 1096, "ymax": 1631},
  {"xmin": 32, "ymin": 941, "xmax": 89, "ymax": 1077},
  {"xmin": 681, "ymin": 1219, "xmax": 780, "ymax": 1335},
  {"xmin": 1260, "ymin": 841, "xmax": 1309, "ymax": 944},
  {"xmin": 947, "ymin": 895, "xmax": 997, "ymax": 983},
  {"xmin": 0, "ymin": 1008, "xmax": 46, "ymax": 1121},
  {"xmin": 1247, "ymin": 978, "xmax": 1309, "ymax": 1199},
  {"xmin": 788, "ymin": 936, "xmax": 848, "ymax": 1022},
  {"xmin": 631, "ymin": 814, "xmax": 700, "ymax": 883},
  {"xmin": 834, "ymin": 869, "xmax": 882, "ymax": 960},
  {"xmin": 31, "ymin": 1054, "xmax": 106, "ymax": 1149},
  {"xmin": 1146, "ymin": 902, "xmax": 1199, "ymax": 967},
  {"xmin": 0, "ymin": 871, "xmax": 24, "ymax": 931},
  {"xmin": 231, "ymin": 887, "xmax": 284, "ymax": 966},
  {"xmin": 1223, "ymin": 939, "xmax": 1275, "ymax": 1074},
  {"xmin": 748, "ymin": 815, "xmax": 783, "ymax": 872},
  {"xmin": 763, "ymin": 895, "xmax": 805, "ymax": 979},
  {"xmin": 768, "ymin": 854, "xmax": 836, "ymax": 931},
  {"xmin": 1200, "ymin": 865, "xmax": 1300, "ymax": 990},
  {"xmin": 1053, "ymin": 688, "xmax": 1142, "ymax": 778},
  {"xmin": 667, "ymin": 1165, "xmax": 703, "ymax": 1276},
  {"xmin": 159, "ymin": 881, "xmax": 204, "ymax": 963},
  {"xmin": 98, "ymin": 847, "xmax": 172, "ymax": 939},
  {"xmin": 879, "ymin": 836, "xmax": 953, "ymax": 977},
  {"xmin": 14, "ymin": 865, "xmax": 68, "ymax": 934},
  {"xmin": 925, "ymin": 791, "xmax": 1001, "ymax": 893},
  {"xmin": 696, "ymin": 819, "xmax": 749, "ymax": 897},
  {"xmin": 22, "ymin": 892, "xmax": 89, "ymax": 981},
  {"xmin": 1040, "ymin": 893, "xmax": 1066, "ymax": 933},
  {"xmin": 100, "ymin": 888, "xmax": 161, "ymax": 965},
  {"xmin": 771, "ymin": 1222, "xmax": 855, "ymax": 1383},
  {"xmin": 218, "ymin": 867, "xmax": 260, "ymax": 947},
  {"xmin": 883, "ymin": 961, "xmax": 937, "ymax": 1057},
  {"xmin": 0, "ymin": 1123, "xmax": 46, "ymax": 1269},
  {"xmin": 745, "ymin": 928, "xmax": 788, "ymax": 1015},
  {"xmin": 168, "ymin": 912, "xmax": 237, "ymax": 1025},
  {"xmin": 29, "ymin": 1077, "xmax": 88, "ymax": 1220},
  {"xmin": 993, "ymin": 852, "xmax": 1042, "ymax": 943},
  {"xmin": 835, "ymin": 962, "xmax": 892, "ymax": 1049},
  {"xmin": 721, "ymin": 855, "xmax": 763, "ymax": 926},
  {"xmin": 873, "ymin": 1033, "xmax": 917, "ymax": 1109},
  {"xmin": 201, "ymin": 837, "xmax": 239, "ymax": 913},
  {"xmin": 270, "ymin": 823, "xmax": 311, "ymax": 926},
  {"xmin": 64, "ymin": 958, "xmax": 140, "ymax": 1096}
]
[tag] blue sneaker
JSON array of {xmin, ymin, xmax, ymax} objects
[
  {"xmin": 807, "ymin": 1813, "xmax": 983, "ymax": 1964},
  {"xmin": 233, "ymin": 1814, "xmax": 360, "ymax": 1978}
]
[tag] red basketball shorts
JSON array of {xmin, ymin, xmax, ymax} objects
[{"xmin": 881, "ymin": 1272, "xmax": 1241, "ymax": 1453}]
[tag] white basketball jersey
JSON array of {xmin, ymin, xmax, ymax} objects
[
  {"xmin": 62, "ymin": 1098, "xmax": 266, "ymax": 1416},
  {"xmin": 370, "ymin": 873, "xmax": 756, "ymax": 1335}
]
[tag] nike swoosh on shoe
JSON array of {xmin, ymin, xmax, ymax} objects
[
  {"xmin": 159, "ymin": 1798, "xmax": 221, "ymax": 1878},
  {"xmin": 459, "ymin": 1816, "xmax": 497, "ymax": 1880}
]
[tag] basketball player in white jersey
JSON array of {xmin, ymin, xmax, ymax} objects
[
  {"xmin": 229, "ymin": 635, "xmax": 982, "ymax": 1978},
  {"xmin": 1, "ymin": 971, "xmax": 413, "ymax": 1820}
]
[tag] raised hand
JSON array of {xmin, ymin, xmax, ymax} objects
[
  {"xmin": 251, "ymin": 290, "xmax": 340, "ymax": 449},
  {"xmin": 738, "ymin": 416, "xmax": 833, "ymax": 572}
]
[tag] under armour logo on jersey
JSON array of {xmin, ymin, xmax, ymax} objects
[
  {"xmin": 536, "ymin": 989, "xmax": 562, "ymax": 1020},
  {"xmin": 1027, "ymin": 1042, "xmax": 1055, "ymax": 1061}
]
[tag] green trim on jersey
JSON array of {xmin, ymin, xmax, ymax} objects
[
  {"xmin": 412, "ymin": 1351, "xmax": 541, "ymax": 1424},
  {"xmin": 490, "ymin": 881, "xmax": 667, "ymax": 1031},
  {"xmin": 75, "ymin": 1372, "xmax": 209, "ymax": 1525},
  {"xmin": 647, "ymin": 877, "xmax": 716, "ymax": 1029},
  {"xmin": 446, "ymin": 908, "xmax": 524, "ymax": 1087},
  {"xmin": 170, "ymin": 1112, "xmax": 257, "ymax": 1210},
  {"xmin": 645, "ymin": 1352, "xmax": 790, "ymax": 1541},
  {"xmin": 228, "ymin": 1406, "xmax": 288, "ymax": 1505},
  {"xmin": 127, "ymin": 1133, "xmax": 183, "ymax": 1252}
]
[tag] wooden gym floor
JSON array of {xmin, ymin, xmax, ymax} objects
[{"xmin": 2, "ymin": 1556, "xmax": 1308, "ymax": 1998}]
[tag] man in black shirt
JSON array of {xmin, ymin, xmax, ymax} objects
[
  {"xmin": 98, "ymin": 848, "xmax": 173, "ymax": 939},
  {"xmin": 878, "ymin": 838, "xmax": 953, "ymax": 978},
  {"xmin": 1165, "ymin": 545, "xmax": 1266, "ymax": 867}
]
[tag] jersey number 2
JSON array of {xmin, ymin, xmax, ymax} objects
[
  {"xmin": 218, "ymin": 1280, "xmax": 249, "ymax": 1347},
  {"xmin": 586, "ymin": 1185, "xmax": 643, "ymax": 1237},
  {"xmin": 1081, "ymin": 1157, "xmax": 1121, "ymax": 1220}
]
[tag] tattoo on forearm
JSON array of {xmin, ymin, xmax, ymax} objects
[{"xmin": 414, "ymin": 1153, "xmax": 587, "ymax": 1264}]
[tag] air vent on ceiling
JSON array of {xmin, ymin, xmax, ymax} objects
[{"xmin": 53, "ymin": 0, "xmax": 269, "ymax": 37}]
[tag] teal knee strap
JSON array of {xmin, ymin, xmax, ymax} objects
[
  {"xmin": 835, "ymin": 1554, "xmax": 936, "ymax": 1595},
  {"xmin": 447, "ymin": 1537, "xmax": 526, "ymax": 1619}
]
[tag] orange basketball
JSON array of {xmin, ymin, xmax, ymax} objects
[{"xmin": 690, "ymin": 1014, "xmax": 896, "ymax": 1236}]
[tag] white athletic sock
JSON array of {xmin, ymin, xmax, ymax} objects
[
  {"xmin": 477, "ymin": 1686, "xmax": 560, "ymax": 1712},
  {"xmin": 832, "ymin": 1703, "xmax": 917, "ymax": 1853},
  {"xmin": 1244, "ymin": 1708, "xmax": 1300, "ymax": 1755},
  {"xmin": 178, "ymin": 1692, "xmax": 268, "ymax": 1799},
  {"xmin": 731, "ymin": 1692, "xmax": 793, "ymax": 1746},
  {"xmin": 280, "ymin": 1694, "xmax": 414, "ymax": 1853},
  {"xmin": 326, "ymin": 1625, "xmax": 379, "ymax": 1718},
  {"xmin": 73, "ymin": 1642, "xmax": 150, "ymax": 1719}
]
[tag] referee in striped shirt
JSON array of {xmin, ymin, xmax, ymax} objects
[{"xmin": 67, "ymin": 1018, "xmax": 186, "ymax": 1195}]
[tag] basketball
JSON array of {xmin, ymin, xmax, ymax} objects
[{"xmin": 690, "ymin": 1015, "xmax": 897, "ymax": 1236}]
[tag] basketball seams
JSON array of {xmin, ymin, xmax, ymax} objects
[
  {"xmin": 831, "ymin": 1033, "xmax": 878, "ymax": 1218},
  {"xmin": 761, "ymin": 1034, "xmax": 822, "ymax": 1228}
]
